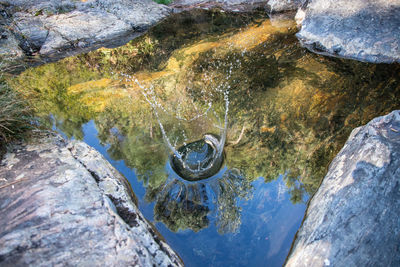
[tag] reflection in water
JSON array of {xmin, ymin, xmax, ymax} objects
[
  {"xmin": 137, "ymin": 77, "xmax": 229, "ymax": 181},
  {"xmin": 149, "ymin": 163, "xmax": 252, "ymax": 233},
  {"xmin": 134, "ymin": 62, "xmax": 251, "ymax": 233},
  {"xmin": 170, "ymin": 137, "xmax": 225, "ymax": 181},
  {"xmin": 7, "ymin": 9, "xmax": 400, "ymax": 267}
]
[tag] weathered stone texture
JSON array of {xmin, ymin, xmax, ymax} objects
[
  {"xmin": 171, "ymin": 0, "xmax": 303, "ymax": 12},
  {"xmin": 286, "ymin": 110, "xmax": 400, "ymax": 267},
  {"xmin": 170, "ymin": 0, "xmax": 269, "ymax": 12},
  {"xmin": 0, "ymin": 0, "xmax": 170, "ymax": 63},
  {"xmin": 267, "ymin": 0, "xmax": 303, "ymax": 13},
  {"xmin": 296, "ymin": 0, "xmax": 400, "ymax": 63},
  {"xmin": 0, "ymin": 133, "xmax": 183, "ymax": 267}
]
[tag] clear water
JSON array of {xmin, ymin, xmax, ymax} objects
[{"xmin": 9, "ymin": 9, "xmax": 400, "ymax": 267}]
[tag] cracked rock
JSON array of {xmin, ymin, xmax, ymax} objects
[
  {"xmin": 0, "ymin": 133, "xmax": 183, "ymax": 267},
  {"xmin": 0, "ymin": 0, "xmax": 171, "ymax": 66},
  {"xmin": 296, "ymin": 0, "xmax": 400, "ymax": 63}
]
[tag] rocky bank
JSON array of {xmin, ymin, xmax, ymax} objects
[
  {"xmin": 0, "ymin": 133, "xmax": 183, "ymax": 266},
  {"xmin": 0, "ymin": 0, "xmax": 306, "ymax": 71},
  {"xmin": 296, "ymin": 0, "xmax": 400, "ymax": 63},
  {"xmin": 2, "ymin": 0, "xmax": 399, "ymax": 69},
  {"xmin": 0, "ymin": 0, "xmax": 170, "ymax": 71},
  {"xmin": 170, "ymin": 0, "xmax": 304, "ymax": 13},
  {"xmin": 286, "ymin": 110, "xmax": 400, "ymax": 266}
]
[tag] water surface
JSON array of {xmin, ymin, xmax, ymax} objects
[{"xmin": 9, "ymin": 9, "xmax": 400, "ymax": 267}]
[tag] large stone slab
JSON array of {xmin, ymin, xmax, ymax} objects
[
  {"xmin": 170, "ymin": 0, "xmax": 303, "ymax": 12},
  {"xmin": 285, "ymin": 110, "xmax": 400, "ymax": 266},
  {"xmin": 0, "ymin": 0, "xmax": 170, "ymax": 67},
  {"xmin": 267, "ymin": 0, "xmax": 303, "ymax": 13},
  {"xmin": 0, "ymin": 133, "xmax": 183, "ymax": 266},
  {"xmin": 296, "ymin": 0, "xmax": 400, "ymax": 63}
]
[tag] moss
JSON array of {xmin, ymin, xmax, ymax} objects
[{"xmin": 153, "ymin": 0, "xmax": 174, "ymax": 4}]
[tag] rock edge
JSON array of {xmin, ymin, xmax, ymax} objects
[
  {"xmin": 296, "ymin": 0, "xmax": 400, "ymax": 63},
  {"xmin": 285, "ymin": 110, "xmax": 400, "ymax": 266},
  {"xmin": 0, "ymin": 133, "xmax": 183, "ymax": 267}
]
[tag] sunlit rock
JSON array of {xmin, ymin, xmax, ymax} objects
[
  {"xmin": 296, "ymin": 0, "xmax": 400, "ymax": 63},
  {"xmin": 0, "ymin": 0, "xmax": 171, "ymax": 68},
  {"xmin": 0, "ymin": 133, "xmax": 183, "ymax": 266},
  {"xmin": 267, "ymin": 0, "xmax": 304, "ymax": 13},
  {"xmin": 286, "ymin": 110, "xmax": 400, "ymax": 266},
  {"xmin": 171, "ymin": 0, "xmax": 270, "ymax": 12}
]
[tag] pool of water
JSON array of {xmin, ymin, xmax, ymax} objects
[{"xmin": 8, "ymin": 9, "xmax": 400, "ymax": 267}]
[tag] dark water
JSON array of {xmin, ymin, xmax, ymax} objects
[{"xmin": 9, "ymin": 9, "xmax": 400, "ymax": 267}]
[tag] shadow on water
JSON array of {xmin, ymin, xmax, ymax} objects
[{"xmin": 7, "ymin": 9, "xmax": 400, "ymax": 267}]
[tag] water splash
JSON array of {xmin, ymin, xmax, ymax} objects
[{"xmin": 128, "ymin": 74, "xmax": 231, "ymax": 181}]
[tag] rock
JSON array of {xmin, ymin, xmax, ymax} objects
[
  {"xmin": 171, "ymin": 0, "xmax": 303, "ymax": 12},
  {"xmin": 0, "ymin": 133, "xmax": 183, "ymax": 267},
  {"xmin": 38, "ymin": 10, "xmax": 133, "ymax": 55},
  {"xmin": 285, "ymin": 110, "xmax": 400, "ymax": 267},
  {"xmin": 0, "ymin": 26, "xmax": 24, "ymax": 61},
  {"xmin": 170, "ymin": 0, "xmax": 270, "ymax": 12},
  {"xmin": 13, "ymin": 14, "xmax": 48, "ymax": 53},
  {"xmin": 0, "ymin": 0, "xmax": 170, "ymax": 67},
  {"xmin": 296, "ymin": 0, "xmax": 400, "ymax": 63},
  {"xmin": 267, "ymin": 0, "xmax": 303, "ymax": 13},
  {"xmin": 0, "ymin": 4, "xmax": 24, "ymax": 62}
]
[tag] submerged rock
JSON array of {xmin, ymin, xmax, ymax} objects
[
  {"xmin": 286, "ymin": 110, "xmax": 400, "ymax": 266},
  {"xmin": 296, "ymin": 0, "xmax": 400, "ymax": 63},
  {"xmin": 0, "ymin": 133, "xmax": 183, "ymax": 266}
]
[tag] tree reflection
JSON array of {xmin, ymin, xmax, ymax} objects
[
  {"xmin": 9, "ymin": 9, "xmax": 400, "ymax": 211},
  {"xmin": 146, "ymin": 166, "xmax": 253, "ymax": 233}
]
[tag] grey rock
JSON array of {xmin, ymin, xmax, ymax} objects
[
  {"xmin": 13, "ymin": 14, "xmax": 48, "ymax": 52},
  {"xmin": 285, "ymin": 110, "xmax": 400, "ymax": 267},
  {"xmin": 0, "ymin": 0, "xmax": 170, "ymax": 66},
  {"xmin": 96, "ymin": 0, "xmax": 170, "ymax": 30},
  {"xmin": 0, "ymin": 4, "xmax": 24, "ymax": 62},
  {"xmin": 170, "ymin": 0, "xmax": 270, "ymax": 12},
  {"xmin": 171, "ymin": 0, "xmax": 303, "ymax": 12},
  {"xmin": 38, "ymin": 10, "xmax": 133, "ymax": 55},
  {"xmin": 0, "ymin": 26, "xmax": 24, "ymax": 61},
  {"xmin": 296, "ymin": 0, "xmax": 400, "ymax": 63},
  {"xmin": 0, "ymin": 133, "xmax": 183, "ymax": 267},
  {"xmin": 267, "ymin": 0, "xmax": 303, "ymax": 13}
]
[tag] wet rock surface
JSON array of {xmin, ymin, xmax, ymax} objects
[
  {"xmin": 0, "ymin": 133, "xmax": 183, "ymax": 267},
  {"xmin": 0, "ymin": 0, "xmax": 170, "ymax": 71},
  {"xmin": 296, "ymin": 0, "xmax": 400, "ymax": 63},
  {"xmin": 286, "ymin": 110, "xmax": 400, "ymax": 267}
]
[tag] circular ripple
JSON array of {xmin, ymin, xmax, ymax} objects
[{"xmin": 170, "ymin": 137, "xmax": 224, "ymax": 181}]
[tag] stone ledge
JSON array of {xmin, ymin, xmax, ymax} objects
[
  {"xmin": 0, "ymin": 132, "xmax": 183, "ymax": 266},
  {"xmin": 296, "ymin": 0, "xmax": 400, "ymax": 63}
]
